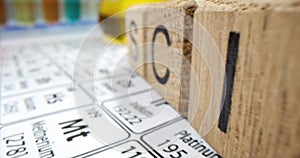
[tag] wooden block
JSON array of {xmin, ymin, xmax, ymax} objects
[
  {"xmin": 126, "ymin": 5, "xmax": 148, "ymax": 77},
  {"xmin": 143, "ymin": 0, "xmax": 198, "ymax": 117},
  {"xmin": 189, "ymin": 1, "xmax": 300, "ymax": 157}
]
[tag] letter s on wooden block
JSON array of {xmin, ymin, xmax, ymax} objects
[
  {"xmin": 144, "ymin": 0, "xmax": 198, "ymax": 117},
  {"xmin": 126, "ymin": 5, "xmax": 149, "ymax": 77},
  {"xmin": 189, "ymin": 1, "xmax": 300, "ymax": 157}
]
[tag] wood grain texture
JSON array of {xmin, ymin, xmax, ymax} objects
[
  {"xmin": 189, "ymin": 1, "xmax": 300, "ymax": 157},
  {"xmin": 143, "ymin": 0, "xmax": 198, "ymax": 117}
]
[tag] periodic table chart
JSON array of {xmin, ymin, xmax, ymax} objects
[{"xmin": 0, "ymin": 29, "xmax": 221, "ymax": 158}]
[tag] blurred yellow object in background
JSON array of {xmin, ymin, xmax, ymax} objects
[
  {"xmin": 99, "ymin": 0, "xmax": 167, "ymax": 43},
  {"xmin": 12, "ymin": 0, "xmax": 35, "ymax": 26}
]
